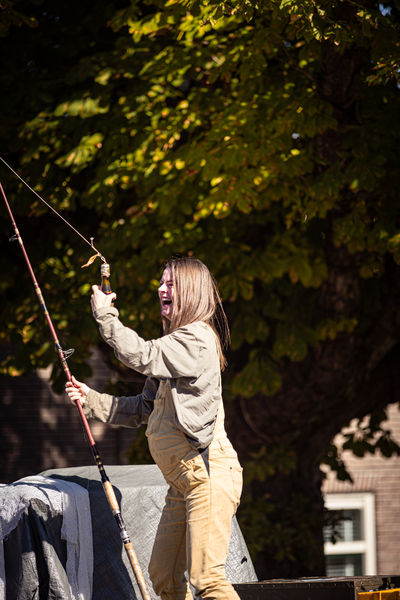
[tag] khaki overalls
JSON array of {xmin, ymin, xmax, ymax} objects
[{"xmin": 146, "ymin": 378, "xmax": 243, "ymax": 600}]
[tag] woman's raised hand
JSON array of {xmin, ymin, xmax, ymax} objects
[
  {"xmin": 66, "ymin": 375, "xmax": 90, "ymax": 406},
  {"xmin": 91, "ymin": 285, "xmax": 117, "ymax": 312}
]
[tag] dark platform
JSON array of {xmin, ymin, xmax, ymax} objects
[{"xmin": 234, "ymin": 577, "xmax": 400, "ymax": 600}]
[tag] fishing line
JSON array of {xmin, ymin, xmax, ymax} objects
[{"xmin": 0, "ymin": 156, "xmax": 105, "ymax": 263}]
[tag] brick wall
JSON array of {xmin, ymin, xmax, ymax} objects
[
  {"xmin": 322, "ymin": 403, "xmax": 400, "ymax": 574},
  {"xmin": 0, "ymin": 347, "xmax": 146, "ymax": 484}
]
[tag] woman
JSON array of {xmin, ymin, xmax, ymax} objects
[{"xmin": 66, "ymin": 257, "xmax": 243, "ymax": 600}]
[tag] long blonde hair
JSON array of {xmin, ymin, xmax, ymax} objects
[{"xmin": 161, "ymin": 257, "xmax": 230, "ymax": 371}]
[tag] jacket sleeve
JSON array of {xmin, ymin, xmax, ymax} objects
[
  {"xmin": 92, "ymin": 307, "xmax": 206, "ymax": 379},
  {"xmin": 83, "ymin": 376, "xmax": 157, "ymax": 428}
]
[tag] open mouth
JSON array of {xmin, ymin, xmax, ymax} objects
[{"xmin": 162, "ymin": 299, "xmax": 172, "ymax": 305}]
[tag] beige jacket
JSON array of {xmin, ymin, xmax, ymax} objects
[{"xmin": 84, "ymin": 307, "xmax": 222, "ymax": 449}]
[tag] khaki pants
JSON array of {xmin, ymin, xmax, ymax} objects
[{"xmin": 146, "ymin": 382, "xmax": 243, "ymax": 600}]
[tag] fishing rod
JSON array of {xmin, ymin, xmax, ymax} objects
[{"xmin": 0, "ymin": 181, "xmax": 151, "ymax": 600}]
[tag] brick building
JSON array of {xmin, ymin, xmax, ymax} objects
[
  {"xmin": 0, "ymin": 347, "xmax": 142, "ymax": 484},
  {"xmin": 322, "ymin": 403, "xmax": 400, "ymax": 576}
]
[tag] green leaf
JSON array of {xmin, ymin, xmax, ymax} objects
[
  {"xmin": 232, "ymin": 351, "xmax": 282, "ymax": 397},
  {"xmin": 273, "ymin": 322, "xmax": 318, "ymax": 362}
]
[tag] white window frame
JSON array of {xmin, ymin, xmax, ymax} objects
[{"xmin": 323, "ymin": 492, "xmax": 376, "ymax": 575}]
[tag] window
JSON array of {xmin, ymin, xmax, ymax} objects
[{"xmin": 323, "ymin": 493, "xmax": 376, "ymax": 576}]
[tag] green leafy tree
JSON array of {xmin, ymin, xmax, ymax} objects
[{"xmin": 1, "ymin": 0, "xmax": 400, "ymax": 578}]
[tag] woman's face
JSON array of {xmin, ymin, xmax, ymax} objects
[{"xmin": 158, "ymin": 267, "xmax": 174, "ymax": 320}]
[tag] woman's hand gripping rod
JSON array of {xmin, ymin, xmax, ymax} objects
[{"xmin": 0, "ymin": 182, "xmax": 151, "ymax": 600}]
